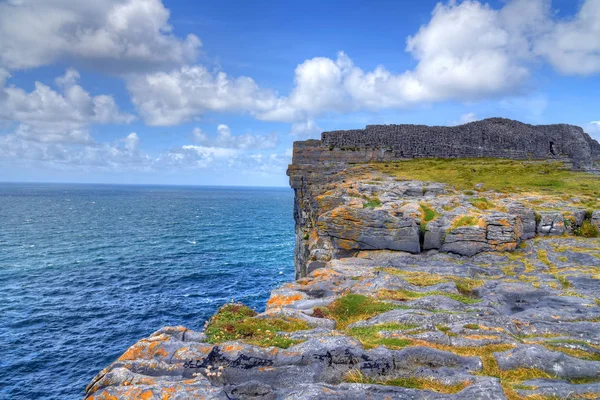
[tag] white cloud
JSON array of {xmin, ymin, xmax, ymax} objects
[
  {"xmin": 192, "ymin": 124, "xmax": 279, "ymax": 150},
  {"xmin": 0, "ymin": 131, "xmax": 152, "ymax": 170},
  {"xmin": 126, "ymin": 65, "xmax": 282, "ymax": 125},
  {"xmin": 290, "ymin": 120, "xmax": 322, "ymax": 138},
  {"xmin": 0, "ymin": 0, "xmax": 200, "ymax": 72},
  {"xmin": 0, "ymin": 68, "xmax": 134, "ymax": 144},
  {"xmin": 535, "ymin": 0, "xmax": 600, "ymax": 75},
  {"xmin": 125, "ymin": 0, "xmax": 600, "ymax": 127}
]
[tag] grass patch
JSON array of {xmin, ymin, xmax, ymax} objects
[
  {"xmin": 372, "ymin": 159, "xmax": 600, "ymax": 201},
  {"xmin": 347, "ymin": 323, "xmax": 417, "ymax": 349},
  {"xmin": 344, "ymin": 369, "xmax": 471, "ymax": 394},
  {"xmin": 470, "ymin": 197, "xmax": 495, "ymax": 210},
  {"xmin": 463, "ymin": 323, "xmax": 480, "ymax": 330},
  {"xmin": 376, "ymin": 269, "xmax": 484, "ymax": 297},
  {"xmin": 377, "ymin": 288, "xmax": 481, "ymax": 305},
  {"xmin": 574, "ymin": 220, "xmax": 600, "ymax": 238},
  {"xmin": 420, "ymin": 203, "xmax": 437, "ymax": 221},
  {"xmin": 452, "ymin": 215, "xmax": 479, "ymax": 229},
  {"xmin": 204, "ymin": 303, "xmax": 309, "ymax": 348},
  {"xmin": 324, "ymin": 294, "xmax": 400, "ymax": 329},
  {"xmin": 363, "ymin": 196, "xmax": 382, "ymax": 209}
]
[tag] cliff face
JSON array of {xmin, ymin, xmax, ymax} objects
[
  {"xmin": 86, "ymin": 118, "xmax": 600, "ymax": 400},
  {"xmin": 287, "ymin": 118, "xmax": 600, "ymax": 279}
]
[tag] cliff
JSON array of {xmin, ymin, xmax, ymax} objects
[
  {"xmin": 86, "ymin": 119, "xmax": 600, "ymax": 400},
  {"xmin": 288, "ymin": 118, "xmax": 600, "ymax": 278}
]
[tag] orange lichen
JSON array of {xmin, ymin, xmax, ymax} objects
[
  {"xmin": 118, "ymin": 341, "xmax": 168, "ymax": 361},
  {"xmin": 221, "ymin": 344, "xmax": 244, "ymax": 353},
  {"xmin": 267, "ymin": 293, "xmax": 304, "ymax": 308}
]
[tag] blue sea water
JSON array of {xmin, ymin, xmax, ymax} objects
[{"xmin": 0, "ymin": 183, "xmax": 295, "ymax": 399}]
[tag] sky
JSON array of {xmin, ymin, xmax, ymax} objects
[{"xmin": 0, "ymin": 0, "xmax": 599, "ymax": 187}]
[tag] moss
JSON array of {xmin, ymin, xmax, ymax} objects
[
  {"xmin": 204, "ymin": 303, "xmax": 309, "ymax": 348},
  {"xmin": 344, "ymin": 369, "xmax": 472, "ymax": 394},
  {"xmin": 463, "ymin": 323, "xmax": 480, "ymax": 330},
  {"xmin": 325, "ymin": 294, "xmax": 400, "ymax": 329}
]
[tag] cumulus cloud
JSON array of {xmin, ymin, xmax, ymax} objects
[
  {"xmin": 0, "ymin": 0, "xmax": 200, "ymax": 72},
  {"xmin": 124, "ymin": 0, "xmax": 600, "ymax": 127},
  {"xmin": 126, "ymin": 65, "xmax": 283, "ymax": 125},
  {"xmin": 0, "ymin": 131, "xmax": 152, "ymax": 170},
  {"xmin": 0, "ymin": 68, "xmax": 134, "ymax": 144},
  {"xmin": 192, "ymin": 124, "xmax": 279, "ymax": 150},
  {"xmin": 534, "ymin": 0, "xmax": 600, "ymax": 75}
]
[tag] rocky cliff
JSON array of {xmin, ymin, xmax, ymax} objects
[
  {"xmin": 288, "ymin": 118, "xmax": 600, "ymax": 279},
  {"xmin": 86, "ymin": 119, "xmax": 600, "ymax": 400}
]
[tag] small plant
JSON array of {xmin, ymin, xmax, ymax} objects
[
  {"xmin": 204, "ymin": 303, "xmax": 309, "ymax": 348},
  {"xmin": 463, "ymin": 323, "xmax": 480, "ymax": 330},
  {"xmin": 303, "ymin": 233, "xmax": 309, "ymax": 240},
  {"xmin": 326, "ymin": 294, "xmax": 399, "ymax": 329},
  {"xmin": 574, "ymin": 220, "xmax": 599, "ymax": 238},
  {"xmin": 363, "ymin": 196, "xmax": 382, "ymax": 209}
]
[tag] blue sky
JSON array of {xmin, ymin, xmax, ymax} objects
[{"xmin": 0, "ymin": 0, "xmax": 599, "ymax": 186}]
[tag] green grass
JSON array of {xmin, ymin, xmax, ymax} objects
[
  {"xmin": 322, "ymin": 294, "xmax": 401, "ymax": 329},
  {"xmin": 373, "ymin": 159, "xmax": 600, "ymax": 201},
  {"xmin": 470, "ymin": 197, "xmax": 495, "ymax": 210},
  {"xmin": 574, "ymin": 220, "xmax": 600, "ymax": 238},
  {"xmin": 420, "ymin": 203, "xmax": 437, "ymax": 221},
  {"xmin": 377, "ymin": 288, "xmax": 481, "ymax": 304},
  {"xmin": 204, "ymin": 303, "xmax": 309, "ymax": 348},
  {"xmin": 451, "ymin": 215, "xmax": 479, "ymax": 229},
  {"xmin": 363, "ymin": 196, "xmax": 382, "ymax": 209},
  {"xmin": 344, "ymin": 369, "xmax": 472, "ymax": 394},
  {"xmin": 347, "ymin": 323, "xmax": 417, "ymax": 349},
  {"xmin": 463, "ymin": 323, "xmax": 480, "ymax": 330}
]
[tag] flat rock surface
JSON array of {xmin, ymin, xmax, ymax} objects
[{"xmin": 86, "ymin": 237, "xmax": 600, "ymax": 400}]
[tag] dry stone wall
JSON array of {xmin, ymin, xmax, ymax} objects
[{"xmin": 293, "ymin": 118, "xmax": 600, "ymax": 169}]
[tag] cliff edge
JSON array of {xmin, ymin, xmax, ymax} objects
[{"xmin": 86, "ymin": 119, "xmax": 600, "ymax": 400}]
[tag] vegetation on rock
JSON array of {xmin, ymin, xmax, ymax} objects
[{"xmin": 204, "ymin": 303, "xmax": 309, "ymax": 348}]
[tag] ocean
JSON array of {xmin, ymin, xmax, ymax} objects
[{"xmin": 0, "ymin": 183, "xmax": 295, "ymax": 399}]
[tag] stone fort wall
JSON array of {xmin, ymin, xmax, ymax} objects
[{"xmin": 292, "ymin": 118, "xmax": 600, "ymax": 169}]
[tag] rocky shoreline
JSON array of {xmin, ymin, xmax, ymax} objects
[{"xmin": 86, "ymin": 120, "xmax": 600, "ymax": 399}]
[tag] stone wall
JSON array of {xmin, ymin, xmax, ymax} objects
[{"xmin": 293, "ymin": 118, "xmax": 600, "ymax": 169}]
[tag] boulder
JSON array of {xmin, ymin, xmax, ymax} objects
[
  {"xmin": 317, "ymin": 206, "xmax": 420, "ymax": 254},
  {"xmin": 441, "ymin": 225, "xmax": 489, "ymax": 256},
  {"xmin": 536, "ymin": 212, "xmax": 565, "ymax": 236}
]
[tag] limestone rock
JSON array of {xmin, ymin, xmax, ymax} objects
[{"xmin": 317, "ymin": 206, "xmax": 420, "ymax": 254}]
